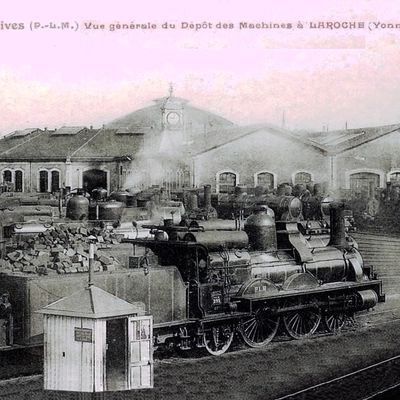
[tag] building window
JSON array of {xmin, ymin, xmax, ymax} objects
[
  {"xmin": 255, "ymin": 172, "xmax": 275, "ymax": 190},
  {"xmin": 3, "ymin": 170, "xmax": 12, "ymax": 183},
  {"xmin": 14, "ymin": 170, "xmax": 23, "ymax": 192},
  {"xmin": 162, "ymin": 167, "xmax": 191, "ymax": 191},
  {"xmin": 294, "ymin": 171, "xmax": 312, "ymax": 185},
  {"xmin": 218, "ymin": 172, "xmax": 237, "ymax": 194},
  {"xmin": 51, "ymin": 171, "xmax": 60, "ymax": 193},
  {"xmin": 2, "ymin": 169, "xmax": 24, "ymax": 192},
  {"xmin": 39, "ymin": 169, "xmax": 61, "ymax": 193},
  {"xmin": 39, "ymin": 170, "xmax": 49, "ymax": 193},
  {"xmin": 389, "ymin": 172, "xmax": 400, "ymax": 183},
  {"xmin": 349, "ymin": 172, "xmax": 380, "ymax": 194}
]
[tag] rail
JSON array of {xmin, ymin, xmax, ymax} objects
[{"xmin": 275, "ymin": 354, "xmax": 400, "ymax": 400}]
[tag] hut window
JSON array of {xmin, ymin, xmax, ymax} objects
[{"xmin": 218, "ymin": 172, "xmax": 237, "ymax": 194}]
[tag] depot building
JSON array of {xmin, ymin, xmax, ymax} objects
[{"xmin": 0, "ymin": 90, "xmax": 399, "ymax": 197}]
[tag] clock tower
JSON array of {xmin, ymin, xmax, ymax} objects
[{"xmin": 161, "ymin": 83, "xmax": 185, "ymax": 132}]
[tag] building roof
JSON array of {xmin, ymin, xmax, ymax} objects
[
  {"xmin": 0, "ymin": 128, "xmax": 100, "ymax": 160},
  {"xmin": 51, "ymin": 126, "xmax": 87, "ymax": 135},
  {"xmin": 0, "ymin": 129, "xmax": 44, "ymax": 154},
  {"xmin": 0, "ymin": 128, "xmax": 144, "ymax": 161},
  {"xmin": 0, "ymin": 95, "xmax": 237, "ymax": 161},
  {"xmin": 12, "ymin": 96, "xmax": 398, "ymax": 163},
  {"xmin": 115, "ymin": 126, "xmax": 148, "ymax": 135},
  {"xmin": 39, "ymin": 285, "xmax": 144, "ymax": 319},
  {"xmin": 191, "ymin": 123, "xmax": 328, "ymax": 156},
  {"xmin": 307, "ymin": 123, "xmax": 400, "ymax": 154},
  {"xmin": 71, "ymin": 128, "xmax": 144, "ymax": 159},
  {"xmin": 5, "ymin": 128, "xmax": 41, "ymax": 138},
  {"xmin": 107, "ymin": 96, "xmax": 235, "ymax": 133}
]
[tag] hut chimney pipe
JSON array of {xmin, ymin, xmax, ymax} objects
[{"xmin": 88, "ymin": 242, "xmax": 95, "ymax": 287}]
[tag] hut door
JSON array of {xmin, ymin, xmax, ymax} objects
[
  {"xmin": 127, "ymin": 316, "xmax": 153, "ymax": 389},
  {"xmin": 106, "ymin": 318, "xmax": 128, "ymax": 391}
]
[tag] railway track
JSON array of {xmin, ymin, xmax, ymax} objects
[
  {"xmin": 275, "ymin": 354, "xmax": 400, "ymax": 400},
  {"xmin": 0, "ymin": 312, "xmax": 397, "ymax": 378},
  {"xmin": 0, "ymin": 313, "xmax": 400, "ymax": 399}
]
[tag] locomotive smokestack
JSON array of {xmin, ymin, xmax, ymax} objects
[
  {"xmin": 328, "ymin": 203, "xmax": 349, "ymax": 249},
  {"xmin": 188, "ymin": 192, "xmax": 198, "ymax": 211},
  {"xmin": 204, "ymin": 184, "xmax": 211, "ymax": 209}
]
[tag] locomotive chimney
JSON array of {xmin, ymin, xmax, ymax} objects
[
  {"xmin": 188, "ymin": 192, "xmax": 198, "ymax": 211},
  {"xmin": 328, "ymin": 202, "xmax": 349, "ymax": 249},
  {"xmin": 204, "ymin": 184, "xmax": 211, "ymax": 209}
]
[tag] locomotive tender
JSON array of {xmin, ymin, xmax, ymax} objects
[{"xmin": 124, "ymin": 200, "xmax": 384, "ymax": 356}]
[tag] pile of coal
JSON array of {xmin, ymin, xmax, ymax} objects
[{"xmin": 0, "ymin": 224, "xmax": 125, "ymax": 275}]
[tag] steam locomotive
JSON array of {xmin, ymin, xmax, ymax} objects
[{"xmin": 122, "ymin": 199, "xmax": 384, "ymax": 356}]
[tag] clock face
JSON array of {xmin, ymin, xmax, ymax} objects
[{"xmin": 166, "ymin": 112, "xmax": 181, "ymax": 125}]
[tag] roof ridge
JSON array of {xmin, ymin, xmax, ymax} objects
[
  {"xmin": 192, "ymin": 124, "xmax": 328, "ymax": 156},
  {"xmin": 328, "ymin": 124, "xmax": 400, "ymax": 154}
]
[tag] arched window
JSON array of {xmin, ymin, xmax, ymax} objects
[
  {"xmin": 3, "ymin": 170, "xmax": 12, "ymax": 183},
  {"xmin": 160, "ymin": 167, "xmax": 191, "ymax": 191},
  {"xmin": 171, "ymin": 168, "xmax": 190, "ymax": 189},
  {"xmin": 294, "ymin": 171, "xmax": 312, "ymax": 185},
  {"xmin": 389, "ymin": 172, "xmax": 400, "ymax": 183},
  {"xmin": 14, "ymin": 170, "xmax": 23, "ymax": 192},
  {"xmin": 349, "ymin": 172, "xmax": 380, "ymax": 194},
  {"xmin": 39, "ymin": 170, "xmax": 49, "ymax": 193},
  {"xmin": 51, "ymin": 170, "xmax": 60, "ymax": 193},
  {"xmin": 255, "ymin": 172, "xmax": 275, "ymax": 190},
  {"xmin": 218, "ymin": 172, "xmax": 237, "ymax": 194}
]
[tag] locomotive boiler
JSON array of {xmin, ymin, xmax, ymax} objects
[{"xmin": 123, "ymin": 201, "xmax": 384, "ymax": 355}]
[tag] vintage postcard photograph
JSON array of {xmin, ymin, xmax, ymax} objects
[{"xmin": 0, "ymin": 1, "xmax": 399, "ymax": 399}]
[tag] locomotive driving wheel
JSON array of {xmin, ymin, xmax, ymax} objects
[
  {"xmin": 203, "ymin": 324, "xmax": 234, "ymax": 356},
  {"xmin": 323, "ymin": 311, "xmax": 347, "ymax": 333},
  {"xmin": 283, "ymin": 303, "xmax": 321, "ymax": 340},
  {"xmin": 240, "ymin": 308, "xmax": 280, "ymax": 348}
]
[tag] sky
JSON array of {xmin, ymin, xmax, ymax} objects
[{"xmin": 1, "ymin": 0, "xmax": 400, "ymax": 135}]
